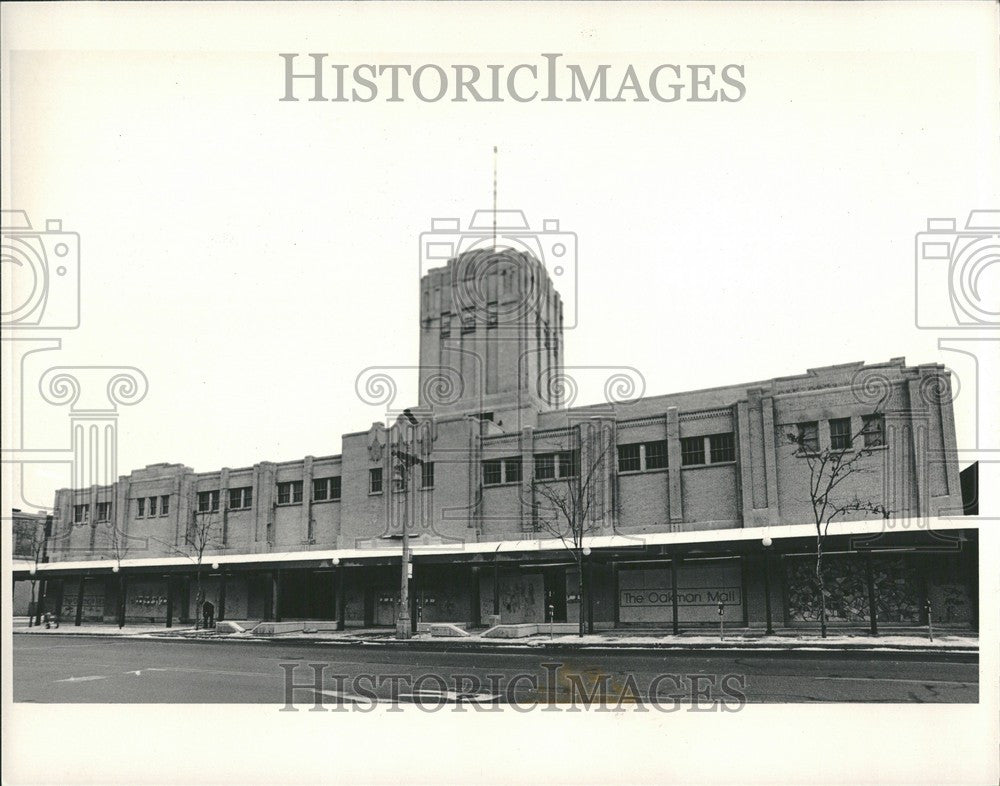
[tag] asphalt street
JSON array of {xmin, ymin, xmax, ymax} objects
[{"xmin": 13, "ymin": 636, "xmax": 978, "ymax": 705}]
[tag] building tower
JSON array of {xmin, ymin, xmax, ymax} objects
[{"xmin": 418, "ymin": 247, "xmax": 564, "ymax": 428}]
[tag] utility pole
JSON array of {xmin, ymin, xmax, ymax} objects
[{"xmin": 393, "ymin": 410, "xmax": 422, "ymax": 640}]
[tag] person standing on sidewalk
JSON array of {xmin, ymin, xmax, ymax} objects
[{"xmin": 202, "ymin": 600, "xmax": 215, "ymax": 629}]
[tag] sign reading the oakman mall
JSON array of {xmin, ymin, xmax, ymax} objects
[{"xmin": 620, "ymin": 587, "xmax": 741, "ymax": 608}]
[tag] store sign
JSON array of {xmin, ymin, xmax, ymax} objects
[{"xmin": 620, "ymin": 587, "xmax": 741, "ymax": 608}]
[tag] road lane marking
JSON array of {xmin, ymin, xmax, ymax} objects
[{"xmin": 56, "ymin": 676, "xmax": 107, "ymax": 683}]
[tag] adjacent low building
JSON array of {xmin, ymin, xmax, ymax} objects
[{"xmin": 14, "ymin": 248, "xmax": 978, "ymax": 633}]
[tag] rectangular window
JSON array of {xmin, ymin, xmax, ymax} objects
[
  {"xmin": 534, "ymin": 453, "xmax": 555, "ymax": 481},
  {"xmin": 421, "ymin": 462, "xmax": 434, "ymax": 489},
  {"xmin": 369, "ymin": 467, "xmax": 383, "ymax": 495},
  {"xmin": 830, "ymin": 418, "xmax": 852, "ymax": 451},
  {"xmin": 797, "ymin": 421, "xmax": 820, "ymax": 453},
  {"xmin": 160, "ymin": 495, "xmax": 170, "ymax": 516},
  {"xmin": 557, "ymin": 451, "xmax": 578, "ymax": 478},
  {"xmin": 681, "ymin": 436, "xmax": 706, "ymax": 466},
  {"xmin": 96, "ymin": 502, "xmax": 112, "ymax": 522},
  {"xmin": 313, "ymin": 478, "xmax": 328, "ymax": 502},
  {"xmin": 277, "ymin": 481, "xmax": 303, "ymax": 505},
  {"xmin": 504, "ymin": 457, "xmax": 522, "ymax": 484},
  {"xmin": 618, "ymin": 444, "xmax": 641, "ymax": 473},
  {"xmin": 483, "ymin": 459, "xmax": 502, "ymax": 486},
  {"xmin": 645, "ymin": 440, "xmax": 669, "ymax": 470},
  {"xmin": 862, "ymin": 414, "xmax": 885, "ymax": 448},
  {"xmin": 197, "ymin": 490, "xmax": 220, "ymax": 513},
  {"xmin": 148, "ymin": 496, "xmax": 157, "ymax": 517},
  {"xmin": 136, "ymin": 498, "xmax": 145, "ymax": 518},
  {"xmin": 709, "ymin": 433, "xmax": 736, "ymax": 463},
  {"xmin": 440, "ymin": 312, "xmax": 451, "ymax": 338},
  {"xmin": 75, "ymin": 504, "xmax": 90, "ymax": 523},
  {"xmin": 486, "ymin": 301, "xmax": 498, "ymax": 328},
  {"xmin": 461, "ymin": 308, "xmax": 475, "ymax": 334},
  {"xmin": 330, "ymin": 476, "xmax": 341, "ymax": 501},
  {"xmin": 229, "ymin": 487, "xmax": 252, "ymax": 510}
]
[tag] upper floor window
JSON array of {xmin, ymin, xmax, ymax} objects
[
  {"xmin": 681, "ymin": 437, "xmax": 706, "ymax": 466},
  {"xmin": 645, "ymin": 440, "xmax": 669, "ymax": 470},
  {"xmin": 160, "ymin": 495, "xmax": 170, "ymax": 516},
  {"xmin": 483, "ymin": 459, "xmax": 503, "ymax": 486},
  {"xmin": 796, "ymin": 421, "xmax": 820, "ymax": 453},
  {"xmin": 709, "ymin": 433, "xmax": 736, "ymax": 463},
  {"xmin": 229, "ymin": 486, "xmax": 253, "ymax": 510},
  {"xmin": 862, "ymin": 414, "xmax": 885, "ymax": 448},
  {"xmin": 830, "ymin": 418, "xmax": 853, "ymax": 451},
  {"xmin": 421, "ymin": 462, "xmax": 435, "ymax": 489},
  {"xmin": 197, "ymin": 490, "xmax": 220, "ymax": 513},
  {"xmin": 136, "ymin": 498, "xmax": 145, "ymax": 517},
  {"xmin": 535, "ymin": 451, "xmax": 578, "ymax": 480},
  {"xmin": 96, "ymin": 502, "xmax": 112, "ymax": 522},
  {"xmin": 313, "ymin": 477, "xmax": 341, "ymax": 502},
  {"xmin": 504, "ymin": 456, "xmax": 522, "ymax": 484},
  {"xmin": 486, "ymin": 301, "xmax": 498, "ymax": 328},
  {"xmin": 618, "ymin": 444, "xmax": 641, "ymax": 473},
  {"xmin": 369, "ymin": 467, "xmax": 383, "ymax": 495},
  {"xmin": 440, "ymin": 312, "xmax": 452, "ymax": 338},
  {"xmin": 277, "ymin": 481, "xmax": 303, "ymax": 505},
  {"xmin": 461, "ymin": 308, "xmax": 476, "ymax": 334},
  {"xmin": 74, "ymin": 504, "xmax": 90, "ymax": 524},
  {"xmin": 148, "ymin": 496, "xmax": 158, "ymax": 517}
]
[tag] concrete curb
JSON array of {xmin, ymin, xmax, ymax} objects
[{"xmin": 13, "ymin": 629, "xmax": 979, "ymax": 661}]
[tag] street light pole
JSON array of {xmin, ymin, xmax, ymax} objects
[{"xmin": 393, "ymin": 412, "xmax": 422, "ymax": 640}]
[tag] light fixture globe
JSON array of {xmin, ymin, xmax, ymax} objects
[
  {"xmin": 331, "ymin": 557, "xmax": 340, "ymax": 566},
  {"xmin": 582, "ymin": 547, "xmax": 592, "ymax": 556},
  {"xmin": 112, "ymin": 565, "xmax": 120, "ymax": 573},
  {"xmin": 762, "ymin": 534, "xmax": 773, "ymax": 548},
  {"xmin": 212, "ymin": 562, "xmax": 220, "ymax": 570}
]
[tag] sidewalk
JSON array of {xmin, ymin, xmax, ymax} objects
[{"xmin": 12, "ymin": 618, "xmax": 978, "ymax": 656}]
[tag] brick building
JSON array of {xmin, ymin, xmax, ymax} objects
[{"xmin": 14, "ymin": 248, "xmax": 978, "ymax": 632}]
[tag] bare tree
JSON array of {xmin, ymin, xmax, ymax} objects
[
  {"xmin": 783, "ymin": 413, "xmax": 890, "ymax": 637},
  {"xmin": 181, "ymin": 508, "xmax": 223, "ymax": 629},
  {"xmin": 103, "ymin": 520, "xmax": 135, "ymax": 628},
  {"xmin": 533, "ymin": 436, "xmax": 616, "ymax": 637},
  {"xmin": 14, "ymin": 515, "xmax": 50, "ymax": 627}
]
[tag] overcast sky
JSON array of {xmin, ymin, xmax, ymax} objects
[{"xmin": 3, "ymin": 2, "xmax": 998, "ymax": 511}]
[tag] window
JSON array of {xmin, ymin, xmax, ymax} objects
[
  {"xmin": 534, "ymin": 453, "xmax": 555, "ymax": 481},
  {"xmin": 136, "ymin": 498, "xmax": 145, "ymax": 518},
  {"xmin": 645, "ymin": 440, "xmax": 669, "ymax": 470},
  {"xmin": 830, "ymin": 418, "xmax": 852, "ymax": 451},
  {"xmin": 148, "ymin": 496, "xmax": 157, "ymax": 517},
  {"xmin": 862, "ymin": 414, "xmax": 885, "ymax": 448},
  {"xmin": 229, "ymin": 487, "xmax": 252, "ymax": 510},
  {"xmin": 796, "ymin": 421, "xmax": 819, "ymax": 453},
  {"xmin": 709, "ymin": 433, "xmax": 736, "ymax": 463},
  {"xmin": 618, "ymin": 444, "xmax": 641, "ymax": 473},
  {"xmin": 313, "ymin": 477, "xmax": 341, "ymax": 502},
  {"xmin": 277, "ymin": 481, "xmax": 303, "ymax": 505},
  {"xmin": 558, "ymin": 451, "xmax": 578, "ymax": 478},
  {"xmin": 504, "ymin": 457, "xmax": 522, "ymax": 484},
  {"xmin": 197, "ymin": 490, "xmax": 220, "ymax": 513},
  {"xmin": 392, "ymin": 466, "xmax": 407, "ymax": 492},
  {"xmin": 681, "ymin": 437, "xmax": 705, "ymax": 466},
  {"xmin": 440, "ymin": 312, "xmax": 451, "ymax": 338},
  {"xmin": 96, "ymin": 502, "xmax": 112, "ymax": 522},
  {"xmin": 486, "ymin": 301, "xmax": 498, "ymax": 327},
  {"xmin": 160, "ymin": 495, "xmax": 170, "ymax": 516},
  {"xmin": 483, "ymin": 459, "xmax": 503, "ymax": 486},
  {"xmin": 461, "ymin": 308, "xmax": 475, "ymax": 334},
  {"xmin": 421, "ymin": 462, "xmax": 435, "ymax": 489},
  {"xmin": 369, "ymin": 467, "xmax": 383, "ymax": 495},
  {"xmin": 74, "ymin": 504, "xmax": 90, "ymax": 523}
]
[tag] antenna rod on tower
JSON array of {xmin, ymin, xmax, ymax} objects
[{"xmin": 492, "ymin": 145, "xmax": 498, "ymax": 247}]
